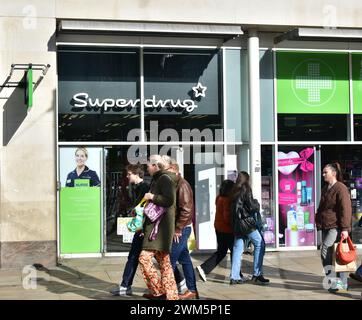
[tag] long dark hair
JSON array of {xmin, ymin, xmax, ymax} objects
[
  {"xmin": 219, "ymin": 179, "xmax": 235, "ymax": 197},
  {"xmin": 230, "ymin": 171, "xmax": 251, "ymax": 201},
  {"xmin": 325, "ymin": 162, "xmax": 343, "ymax": 182}
]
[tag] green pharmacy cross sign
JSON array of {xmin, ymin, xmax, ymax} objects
[
  {"xmin": 294, "ymin": 62, "xmax": 334, "ymax": 105},
  {"xmin": 277, "ymin": 52, "xmax": 349, "ymax": 114}
]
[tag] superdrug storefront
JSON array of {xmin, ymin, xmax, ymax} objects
[{"xmin": 56, "ymin": 44, "xmax": 248, "ymax": 257}]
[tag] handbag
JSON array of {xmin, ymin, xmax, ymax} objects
[
  {"xmin": 126, "ymin": 198, "xmax": 148, "ymax": 233},
  {"xmin": 333, "ymin": 243, "xmax": 357, "ymax": 273},
  {"xmin": 144, "ymin": 202, "xmax": 167, "ymax": 241},
  {"xmin": 336, "ymin": 236, "xmax": 357, "ymax": 265}
]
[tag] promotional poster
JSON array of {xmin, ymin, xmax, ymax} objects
[{"xmin": 59, "ymin": 147, "xmax": 102, "ymax": 254}]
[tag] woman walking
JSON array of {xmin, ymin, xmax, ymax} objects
[
  {"xmin": 316, "ymin": 162, "xmax": 352, "ymax": 293},
  {"xmin": 196, "ymin": 179, "xmax": 235, "ymax": 282},
  {"xmin": 229, "ymin": 172, "xmax": 269, "ymax": 285},
  {"xmin": 138, "ymin": 155, "xmax": 179, "ymax": 300}
]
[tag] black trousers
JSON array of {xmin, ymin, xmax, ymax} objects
[
  {"xmin": 120, "ymin": 232, "xmax": 143, "ymax": 288},
  {"xmin": 200, "ymin": 231, "xmax": 234, "ymax": 274}
]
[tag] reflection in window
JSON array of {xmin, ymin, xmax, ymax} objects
[
  {"xmin": 58, "ymin": 114, "xmax": 140, "ymax": 142},
  {"xmin": 278, "ymin": 114, "xmax": 348, "ymax": 141},
  {"xmin": 261, "ymin": 145, "xmax": 276, "ymax": 248},
  {"xmin": 354, "ymin": 115, "xmax": 362, "ymax": 141},
  {"xmin": 58, "ymin": 47, "xmax": 140, "ymax": 141},
  {"xmin": 144, "ymin": 49, "xmax": 223, "ymax": 141}
]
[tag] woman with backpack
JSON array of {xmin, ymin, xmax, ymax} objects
[{"xmin": 229, "ymin": 171, "xmax": 270, "ymax": 285}]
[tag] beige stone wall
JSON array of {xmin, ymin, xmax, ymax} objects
[
  {"xmin": 54, "ymin": 0, "xmax": 362, "ymax": 29},
  {"xmin": 0, "ymin": 14, "xmax": 57, "ymax": 249}
]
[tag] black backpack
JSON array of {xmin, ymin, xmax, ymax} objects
[{"xmin": 231, "ymin": 193, "xmax": 257, "ymax": 236}]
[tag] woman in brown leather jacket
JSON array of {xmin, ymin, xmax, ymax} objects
[{"xmin": 316, "ymin": 162, "xmax": 352, "ymax": 293}]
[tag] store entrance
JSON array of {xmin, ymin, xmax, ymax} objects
[
  {"xmin": 104, "ymin": 145, "xmax": 223, "ymax": 253},
  {"xmin": 321, "ymin": 145, "xmax": 362, "ymax": 245}
]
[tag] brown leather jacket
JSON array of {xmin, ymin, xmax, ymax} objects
[
  {"xmin": 175, "ymin": 174, "xmax": 195, "ymax": 233},
  {"xmin": 316, "ymin": 181, "xmax": 352, "ymax": 232}
]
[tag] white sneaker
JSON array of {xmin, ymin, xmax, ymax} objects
[
  {"xmin": 110, "ymin": 285, "xmax": 132, "ymax": 296},
  {"xmin": 177, "ymin": 279, "xmax": 187, "ymax": 294},
  {"xmin": 196, "ymin": 266, "xmax": 207, "ymax": 282}
]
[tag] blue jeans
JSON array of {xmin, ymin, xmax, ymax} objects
[
  {"xmin": 120, "ymin": 232, "xmax": 143, "ymax": 288},
  {"xmin": 170, "ymin": 226, "xmax": 197, "ymax": 292},
  {"xmin": 230, "ymin": 230, "xmax": 265, "ymax": 280},
  {"xmin": 321, "ymin": 228, "xmax": 347, "ymax": 286}
]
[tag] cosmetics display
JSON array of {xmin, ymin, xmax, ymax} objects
[{"xmin": 278, "ymin": 147, "xmax": 316, "ymax": 247}]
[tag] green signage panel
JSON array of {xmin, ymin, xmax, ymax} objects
[
  {"xmin": 352, "ymin": 53, "xmax": 362, "ymax": 114},
  {"xmin": 26, "ymin": 69, "xmax": 33, "ymax": 109},
  {"xmin": 277, "ymin": 51, "xmax": 349, "ymax": 114},
  {"xmin": 60, "ymin": 187, "xmax": 101, "ymax": 254}
]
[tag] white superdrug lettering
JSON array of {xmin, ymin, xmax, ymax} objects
[
  {"xmin": 72, "ymin": 92, "xmax": 88, "ymax": 108},
  {"xmin": 72, "ymin": 93, "xmax": 198, "ymax": 112},
  {"xmin": 72, "ymin": 93, "xmax": 141, "ymax": 111}
]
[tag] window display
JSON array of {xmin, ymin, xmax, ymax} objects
[{"xmin": 278, "ymin": 147, "xmax": 316, "ymax": 247}]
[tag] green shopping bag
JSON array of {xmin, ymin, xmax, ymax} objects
[{"xmin": 127, "ymin": 198, "xmax": 148, "ymax": 233}]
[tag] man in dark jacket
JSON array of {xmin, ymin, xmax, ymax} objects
[
  {"xmin": 110, "ymin": 164, "xmax": 149, "ymax": 296},
  {"xmin": 163, "ymin": 156, "xmax": 199, "ymax": 300},
  {"xmin": 138, "ymin": 155, "xmax": 179, "ymax": 300}
]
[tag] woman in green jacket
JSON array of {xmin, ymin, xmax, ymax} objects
[{"xmin": 138, "ymin": 154, "xmax": 179, "ymax": 300}]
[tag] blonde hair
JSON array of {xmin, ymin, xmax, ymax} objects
[{"xmin": 75, "ymin": 147, "xmax": 88, "ymax": 158}]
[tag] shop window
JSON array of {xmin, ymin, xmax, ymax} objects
[
  {"xmin": 226, "ymin": 144, "xmax": 276, "ymax": 248},
  {"xmin": 278, "ymin": 146, "xmax": 316, "ymax": 247},
  {"xmin": 278, "ymin": 114, "xmax": 348, "ymax": 141},
  {"xmin": 224, "ymin": 49, "xmax": 248, "ymax": 142},
  {"xmin": 104, "ymin": 144, "xmax": 224, "ymax": 252},
  {"xmin": 58, "ymin": 46, "xmax": 140, "ymax": 142},
  {"xmin": 321, "ymin": 146, "xmax": 362, "ymax": 245},
  {"xmin": 144, "ymin": 49, "xmax": 223, "ymax": 142},
  {"xmin": 261, "ymin": 145, "xmax": 276, "ymax": 248},
  {"xmin": 276, "ymin": 51, "xmax": 350, "ymax": 142},
  {"xmin": 354, "ymin": 115, "xmax": 362, "ymax": 141},
  {"xmin": 260, "ymin": 50, "xmax": 275, "ymax": 142}
]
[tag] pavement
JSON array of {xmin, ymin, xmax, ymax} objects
[{"xmin": 0, "ymin": 250, "xmax": 361, "ymax": 300}]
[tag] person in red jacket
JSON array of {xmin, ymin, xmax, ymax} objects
[{"xmin": 196, "ymin": 179, "xmax": 235, "ymax": 282}]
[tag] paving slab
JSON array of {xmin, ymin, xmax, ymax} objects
[{"xmin": 0, "ymin": 250, "xmax": 361, "ymax": 300}]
